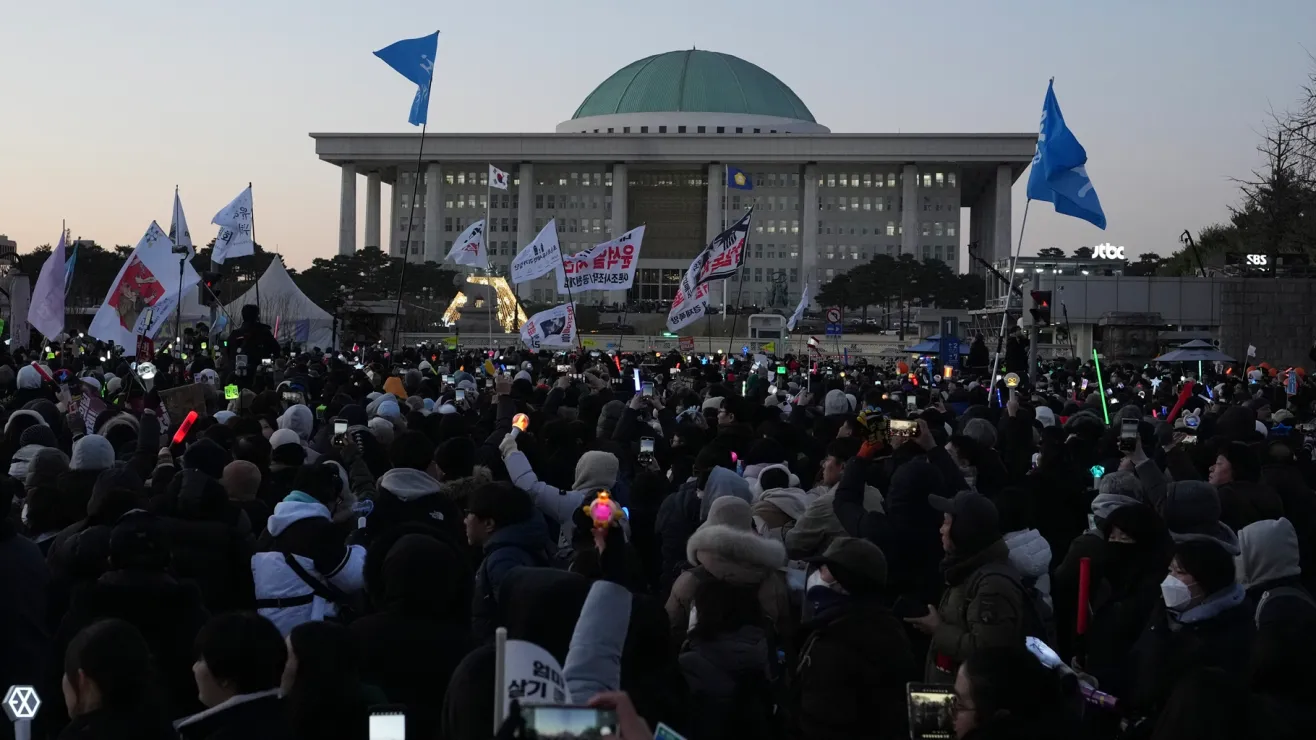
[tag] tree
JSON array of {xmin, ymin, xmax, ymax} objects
[
  {"xmin": 18, "ymin": 241, "xmax": 130, "ymax": 311},
  {"xmin": 1036, "ymin": 247, "xmax": 1066, "ymax": 260},
  {"xmin": 1125, "ymin": 252, "xmax": 1166, "ymax": 277},
  {"xmin": 292, "ymin": 247, "xmax": 460, "ymax": 318},
  {"xmin": 1072, "ymin": 246, "xmax": 1094, "ymax": 260}
]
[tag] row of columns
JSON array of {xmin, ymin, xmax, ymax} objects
[{"xmin": 335, "ymin": 162, "xmax": 1016, "ymax": 307}]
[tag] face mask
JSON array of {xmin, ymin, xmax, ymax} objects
[
  {"xmin": 1160, "ymin": 574, "xmax": 1193, "ymax": 609},
  {"xmin": 806, "ymin": 569, "xmax": 834, "ymax": 592}
]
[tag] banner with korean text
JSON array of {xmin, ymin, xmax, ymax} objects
[{"xmin": 557, "ymin": 226, "xmax": 644, "ymax": 293}]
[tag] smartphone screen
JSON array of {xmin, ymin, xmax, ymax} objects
[
  {"xmin": 1025, "ymin": 636, "xmax": 1064, "ymax": 669},
  {"xmin": 456, "ymin": 389, "xmax": 466, "ymax": 402},
  {"xmin": 642, "ymin": 381, "xmax": 654, "ymax": 397},
  {"xmin": 906, "ymin": 395, "xmax": 918, "ymax": 413},
  {"xmin": 640, "ymin": 437, "xmax": 655, "ymax": 455},
  {"xmin": 889, "ymin": 419, "xmax": 919, "ymax": 438},
  {"xmin": 334, "ymin": 419, "xmax": 348, "ymax": 435},
  {"xmin": 368, "ymin": 710, "xmax": 406, "ymax": 740},
  {"xmin": 522, "ymin": 706, "xmax": 618, "ymax": 739},
  {"xmin": 1119, "ymin": 418, "xmax": 1139, "ymax": 452},
  {"xmin": 907, "ymin": 682, "xmax": 956, "ymax": 740}
]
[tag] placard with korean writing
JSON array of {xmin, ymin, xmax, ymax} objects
[
  {"xmin": 557, "ymin": 226, "xmax": 645, "ymax": 293},
  {"xmin": 520, "ymin": 303, "xmax": 576, "ymax": 349},
  {"xmin": 501, "ymin": 639, "xmax": 568, "ymax": 718}
]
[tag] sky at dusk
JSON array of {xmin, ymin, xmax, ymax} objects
[{"xmin": 2, "ymin": 0, "xmax": 1313, "ymax": 270}]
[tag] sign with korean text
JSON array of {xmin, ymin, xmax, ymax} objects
[
  {"xmin": 678, "ymin": 336, "xmax": 695, "ymax": 352},
  {"xmin": 501, "ymin": 639, "xmax": 568, "ymax": 718},
  {"xmin": 510, "ymin": 220, "xmax": 563, "ymax": 284},
  {"xmin": 558, "ymin": 226, "xmax": 644, "ymax": 292},
  {"xmin": 520, "ymin": 303, "xmax": 576, "ymax": 349}
]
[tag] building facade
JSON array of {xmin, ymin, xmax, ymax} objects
[{"xmin": 312, "ymin": 50, "xmax": 1035, "ymax": 309}]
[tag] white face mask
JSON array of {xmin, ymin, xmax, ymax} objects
[
  {"xmin": 806, "ymin": 569, "xmax": 829, "ymax": 591},
  {"xmin": 1160, "ymin": 575, "xmax": 1193, "ymax": 609}
]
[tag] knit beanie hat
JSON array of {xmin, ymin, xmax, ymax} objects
[
  {"xmin": 71, "ymin": 435, "xmax": 115, "ymax": 472},
  {"xmin": 221, "ymin": 460, "xmax": 262, "ymax": 502},
  {"xmin": 25, "ymin": 447, "xmax": 69, "ymax": 488},
  {"xmin": 705, "ymin": 496, "xmax": 752, "ymax": 530},
  {"xmin": 1161, "ymin": 480, "xmax": 1240, "ymax": 555},
  {"xmin": 369, "ymin": 417, "xmax": 396, "ymax": 447},
  {"xmin": 19, "ymin": 424, "xmax": 58, "ymax": 449}
]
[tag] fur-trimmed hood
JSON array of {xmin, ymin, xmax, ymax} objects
[
  {"xmin": 685, "ymin": 523, "xmax": 786, "ymax": 586},
  {"xmin": 746, "ymin": 462, "xmax": 801, "ymax": 500}
]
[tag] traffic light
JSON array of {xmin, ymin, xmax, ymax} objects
[
  {"xmin": 200, "ymin": 271, "xmax": 223, "ymax": 307},
  {"xmin": 1029, "ymin": 290, "xmax": 1052, "ymax": 326}
]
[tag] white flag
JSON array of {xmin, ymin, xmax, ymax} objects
[
  {"xmin": 666, "ymin": 271, "xmax": 711, "ymax": 333},
  {"xmin": 489, "ymin": 164, "xmax": 510, "ymax": 191},
  {"xmin": 510, "ymin": 220, "xmax": 562, "ymax": 284},
  {"xmin": 558, "ymin": 226, "xmax": 644, "ymax": 293},
  {"xmin": 1247, "ymin": 344, "xmax": 1257, "ymax": 358},
  {"xmin": 787, "ymin": 283, "xmax": 810, "ymax": 331},
  {"xmin": 28, "ymin": 231, "xmax": 67, "ymax": 340},
  {"xmin": 211, "ymin": 224, "xmax": 253, "ymax": 265},
  {"xmin": 446, "ymin": 219, "xmax": 489, "ymax": 269},
  {"xmin": 88, "ymin": 221, "xmax": 201, "ymax": 354},
  {"xmin": 520, "ymin": 303, "xmax": 576, "ymax": 349},
  {"xmin": 169, "ymin": 187, "xmax": 194, "ymax": 254}
]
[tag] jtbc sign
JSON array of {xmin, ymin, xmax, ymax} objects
[{"xmin": 1093, "ymin": 243, "xmax": 1125, "ymax": 260}]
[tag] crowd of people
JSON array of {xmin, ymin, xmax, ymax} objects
[{"xmin": 2, "ymin": 309, "xmax": 1315, "ymax": 740}]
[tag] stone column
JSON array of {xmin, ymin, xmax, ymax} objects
[
  {"xmin": 338, "ymin": 164, "xmax": 357, "ymax": 256},
  {"xmin": 705, "ymin": 163, "xmax": 723, "ymax": 242},
  {"xmin": 901, "ymin": 163, "xmax": 918, "ymax": 262},
  {"xmin": 388, "ymin": 176, "xmax": 401, "ymax": 257},
  {"xmin": 801, "ymin": 163, "xmax": 819, "ymax": 306},
  {"xmin": 516, "ymin": 163, "xmax": 535, "ymax": 299},
  {"xmin": 365, "ymin": 172, "xmax": 381, "ymax": 249},
  {"xmin": 994, "ymin": 164, "xmax": 1014, "ymax": 266},
  {"xmin": 609, "ymin": 163, "xmax": 629, "ymax": 305},
  {"xmin": 423, "ymin": 163, "xmax": 443, "ymax": 264}
]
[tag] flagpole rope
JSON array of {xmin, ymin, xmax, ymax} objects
[
  {"xmin": 390, "ymin": 122, "xmax": 428, "ymax": 351},
  {"xmin": 987, "ymin": 198, "xmax": 1031, "ymax": 402}
]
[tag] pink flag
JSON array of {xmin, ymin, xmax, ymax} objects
[{"xmin": 28, "ymin": 231, "xmax": 67, "ymax": 339}]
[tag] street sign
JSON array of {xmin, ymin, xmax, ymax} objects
[
  {"xmin": 825, "ymin": 323, "xmax": 843, "ymax": 337},
  {"xmin": 825, "ymin": 306, "xmax": 842, "ymax": 324}
]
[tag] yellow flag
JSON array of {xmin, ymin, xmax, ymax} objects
[
  {"xmin": 761, "ymin": 341, "xmax": 776, "ymax": 353},
  {"xmin": 443, "ymin": 337, "xmax": 458, "ymax": 349},
  {"xmin": 581, "ymin": 338, "xmax": 598, "ymax": 349},
  {"xmin": 484, "ymin": 359, "xmax": 496, "ymax": 376}
]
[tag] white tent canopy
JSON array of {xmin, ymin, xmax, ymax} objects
[{"xmin": 222, "ymin": 259, "xmax": 336, "ymax": 350}]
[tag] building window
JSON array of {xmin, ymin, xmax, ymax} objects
[
  {"xmin": 826, "ymin": 174, "xmax": 836, "ymax": 187},
  {"xmin": 592, "ymin": 218, "xmax": 601, "ymax": 233},
  {"xmin": 640, "ymin": 126, "xmax": 648, "ymax": 133},
  {"xmin": 947, "ymin": 222, "xmax": 957, "ymax": 237},
  {"xmin": 921, "ymin": 222, "xmax": 931, "ymax": 236},
  {"xmin": 753, "ymin": 128, "xmax": 761, "ymax": 133},
  {"xmin": 948, "ymin": 173, "xmax": 957, "ymax": 187},
  {"xmin": 736, "ymin": 127, "xmax": 743, "ymax": 133},
  {"xmin": 623, "ymin": 126, "xmax": 630, "ymax": 133},
  {"xmin": 444, "ymin": 217, "xmax": 452, "ymax": 232},
  {"xmin": 512, "ymin": 195, "xmax": 519, "ymax": 209},
  {"xmin": 658, "ymin": 125, "xmax": 667, "ymax": 133},
  {"xmin": 456, "ymin": 172, "xmax": 466, "ymax": 185},
  {"xmin": 607, "ymin": 128, "xmax": 614, "ymax": 133},
  {"xmin": 887, "ymin": 173, "xmax": 896, "ymax": 187},
  {"xmin": 535, "ymin": 195, "xmax": 544, "ymax": 209},
  {"xmin": 754, "ymin": 268, "xmax": 763, "ymax": 282},
  {"xmin": 851, "ymin": 197, "xmax": 859, "ymax": 211},
  {"xmin": 444, "ymin": 172, "xmax": 455, "ymax": 185},
  {"xmin": 837, "ymin": 198, "xmax": 846, "ymax": 212},
  {"xmin": 826, "ymin": 197, "xmax": 835, "ymax": 211},
  {"xmin": 678, "ymin": 125, "xmax": 687, "ymax": 133},
  {"xmin": 601, "ymin": 172, "xmax": 609, "ymax": 187},
  {"xmin": 445, "ymin": 240, "xmax": 452, "ymax": 250},
  {"xmin": 922, "ymin": 173, "xmax": 932, "ymax": 187},
  {"xmin": 792, "ymin": 219, "xmax": 799, "ymax": 234},
  {"xmin": 936, "ymin": 172, "xmax": 945, "ymax": 187},
  {"xmin": 696, "ymin": 125, "xmax": 705, "ymax": 133},
  {"xmin": 501, "ymin": 217, "xmax": 509, "ymax": 232},
  {"xmin": 716, "ymin": 126, "xmax": 725, "ymax": 134},
  {"xmin": 886, "ymin": 221, "xmax": 896, "ymax": 236},
  {"xmin": 863, "ymin": 173, "xmax": 872, "ymax": 187},
  {"xmin": 512, "ymin": 218, "xmax": 518, "ymax": 232},
  {"xmin": 934, "ymin": 222, "xmax": 944, "ymax": 236}
]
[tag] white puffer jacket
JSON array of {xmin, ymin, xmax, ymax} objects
[{"xmin": 1003, "ymin": 528, "xmax": 1053, "ymax": 609}]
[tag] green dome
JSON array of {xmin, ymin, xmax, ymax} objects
[{"xmin": 572, "ymin": 50, "xmax": 816, "ymax": 123}]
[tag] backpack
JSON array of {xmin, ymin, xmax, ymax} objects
[
  {"xmin": 1254, "ymin": 586, "xmax": 1316, "ymax": 627},
  {"xmin": 965, "ymin": 562, "xmax": 1057, "ymax": 646}
]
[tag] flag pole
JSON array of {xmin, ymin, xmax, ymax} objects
[
  {"xmin": 250, "ymin": 182, "xmax": 261, "ymax": 315},
  {"xmin": 725, "ymin": 211, "xmax": 752, "ymax": 357},
  {"xmin": 722, "ymin": 164, "xmax": 729, "ymax": 328},
  {"xmin": 172, "ymin": 186, "xmax": 187, "ymax": 348},
  {"xmin": 486, "ymin": 176, "xmax": 493, "ymax": 351},
  {"xmin": 390, "ymin": 122, "xmax": 428, "ymax": 351},
  {"xmin": 556, "ymin": 243, "xmax": 585, "ymax": 354},
  {"xmin": 987, "ymin": 198, "xmax": 1031, "ymax": 403}
]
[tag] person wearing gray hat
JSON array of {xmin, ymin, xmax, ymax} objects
[
  {"xmin": 795, "ymin": 537, "xmax": 919, "ymax": 740},
  {"xmin": 905, "ymin": 491, "xmax": 1030, "ymax": 684}
]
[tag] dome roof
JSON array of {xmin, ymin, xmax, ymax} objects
[{"xmin": 571, "ymin": 50, "xmax": 816, "ymax": 123}]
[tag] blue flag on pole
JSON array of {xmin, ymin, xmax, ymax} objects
[
  {"xmin": 726, "ymin": 167, "xmax": 753, "ymax": 190},
  {"xmin": 63, "ymin": 242, "xmax": 79, "ymax": 294},
  {"xmin": 373, "ymin": 31, "xmax": 440, "ymax": 126},
  {"xmin": 1026, "ymin": 80, "xmax": 1106, "ymax": 229}
]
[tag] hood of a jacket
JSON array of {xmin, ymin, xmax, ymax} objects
[
  {"xmin": 71, "ymin": 434, "xmax": 115, "ymax": 472},
  {"xmin": 700, "ymin": 466, "xmax": 752, "ymax": 521},
  {"xmin": 486, "ymin": 514, "xmax": 549, "ymax": 554},
  {"xmin": 756, "ymin": 487, "xmax": 810, "ymax": 521},
  {"xmin": 572, "ymin": 450, "xmax": 619, "ymax": 493},
  {"xmin": 746, "ymin": 462, "xmax": 801, "ymax": 500},
  {"xmin": 278, "ymin": 404, "xmax": 314, "ymax": 442},
  {"xmin": 1003, "ymin": 528, "xmax": 1052, "ymax": 580},
  {"xmin": 497, "ymin": 567, "xmax": 593, "ymax": 664},
  {"xmin": 686, "ymin": 522, "xmax": 786, "ymax": 585},
  {"xmin": 8, "ymin": 444, "xmax": 42, "ymax": 479},
  {"xmin": 88, "ymin": 465, "xmax": 147, "ymax": 521},
  {"xmin": 1236, "ymin": 517, "xmax": 1302, "ymax": 588},
  {"xmin": 16, "ymin": 365, "xmax": 42, "ymax": 390},
  {"xmin": 266, "ymin": 499, "xmax": 332, "ymax": 537},
  {"xmin": 378, "ymin": 467, "xmax": 443, "ymax": 502}
]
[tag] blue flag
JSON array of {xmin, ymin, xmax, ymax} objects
[
  {"xmin": 726, "ymin": 166, "xmax": 753, "ymax": 190},
  {"xmin": 1026, "ymin": 80, "xmax": 1106, "ymax": 229},
  {"xmin": 373, "ymin": 31, "xmax": 440, "ymax": 126},
  {"xmin": 63, "ymin": 242, "xmax": 79, "ymax": 294}
]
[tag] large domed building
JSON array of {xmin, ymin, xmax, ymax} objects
[{"xmin": 313, "ymin": 50, "xmax": 1034, "ymax": 311}]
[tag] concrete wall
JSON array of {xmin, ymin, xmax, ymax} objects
[
  {"xmin": 1045, "ymin": 275, "xmax": 1225, "ymax": 326},
  {"xmin": 1219, "ymin": 278, "xmax": 1316, "ymax": 368}
]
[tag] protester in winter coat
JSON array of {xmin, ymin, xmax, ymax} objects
[
  {"xmin": 751, "ymin": 465, "xmax": 809, "ymax": 540},
  {"xmin": 666, "ymin": 497, "xmax": 792, "ymax": 648},
  {"xmin": 501, "ymin": 433, "xmax": 619, "ymax": 555},
  {"xmin": 1237, "ymin": 517, "xmax": 1315, "ymax": 627},
  {"xmin": 466, "ymin": 481, "xmax": 551, "ymax": 640},
  {"xmin": 1127, "ymin": 482, "xmax": 1254, "ymax": 723},
  {"xmin": 54, "ymin": 435, "xmax": 117, "ymax": 537},
  {"xmin": 266, "ymin": 430, "xmax": 306, "ymax": 506},
  {"xmin": 361, "ymin": 431, "xmax": 456, "ymax": 542},
  {"xmin": 993, "ymin": 486, "xmax": 1054, "ymax": 610},
  {"xmin": 277, "ymin": 404, "xmax": 319, "ymax": 463},
  {"xmin": 678, "ymin": 574, "xmax": 776, "ymax": 740},
  {"xmin": 0, "ymin": 477, "xmax": 50, "ymax": 722},
  {"xmin": 57, "ymin": 619, "xmax": 177, "ymax": 740},
  {"xmin": 794, "ymin": 537, "xmax": 918, "ymax": 740},
  {"xmin": 152, "ymin": 440, "xmax": 254, "ymax": 614},
  {"xmin": 1210, "ymin": 441, "xmax": 1285, "ymax": 531},
  {"xmin": 656, "ymin": 446, "xmax": 732, "ymax": 585},
  {"xmin": 54, "ymin": 512, "xmax": 210, "ymax": 721},
  {"xmin": 253, "ymin": 463, "xmax": 366, "ymax": 636},
  {"xmin": 906, "ymin": 491, "xmax": 1027, "ymax": 684},
  {"xmin": 789, "ymin": 437, "xmax": 877, "ymax": 559},
  {"xmin": 47, "ymin": 465, "xmax": 149, "ymax": 588},
  {"xmin": 352, "ymin": 527, "xmax": 473, "ymax": 739},
  {"xmin": 1080, "ymin": 503, "xmax": 1172, "ymax": 689},
  {"xmin": 280, "ymin": 621, "xmax": 369, "ymax": 740},
  {"xmin": 9, "ymin": 422, "xmax": 57, "ymax": 480},
  {"xmin": 175, "ymin": 612, "xmax": 291, "ymax": 740},
  {"xmin": 21, "ymin": 447, "xmax": 71, "ymax": 555},
  {"xmin": 220, "ymin": 460, "xmax": 269, "ymax": 535}
]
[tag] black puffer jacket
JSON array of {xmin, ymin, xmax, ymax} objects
[
  {"xmin": 47, "ymin": 465, "xmax": 149, "ymax": 588},
  {"xmin": 151, "ymin": 469, "xmax": 255, "ymax": 613}
]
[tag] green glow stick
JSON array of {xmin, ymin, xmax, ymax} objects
[{"xmin": 1092, "ymin": 348, "xmax": 1110, "ymax": 425}]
